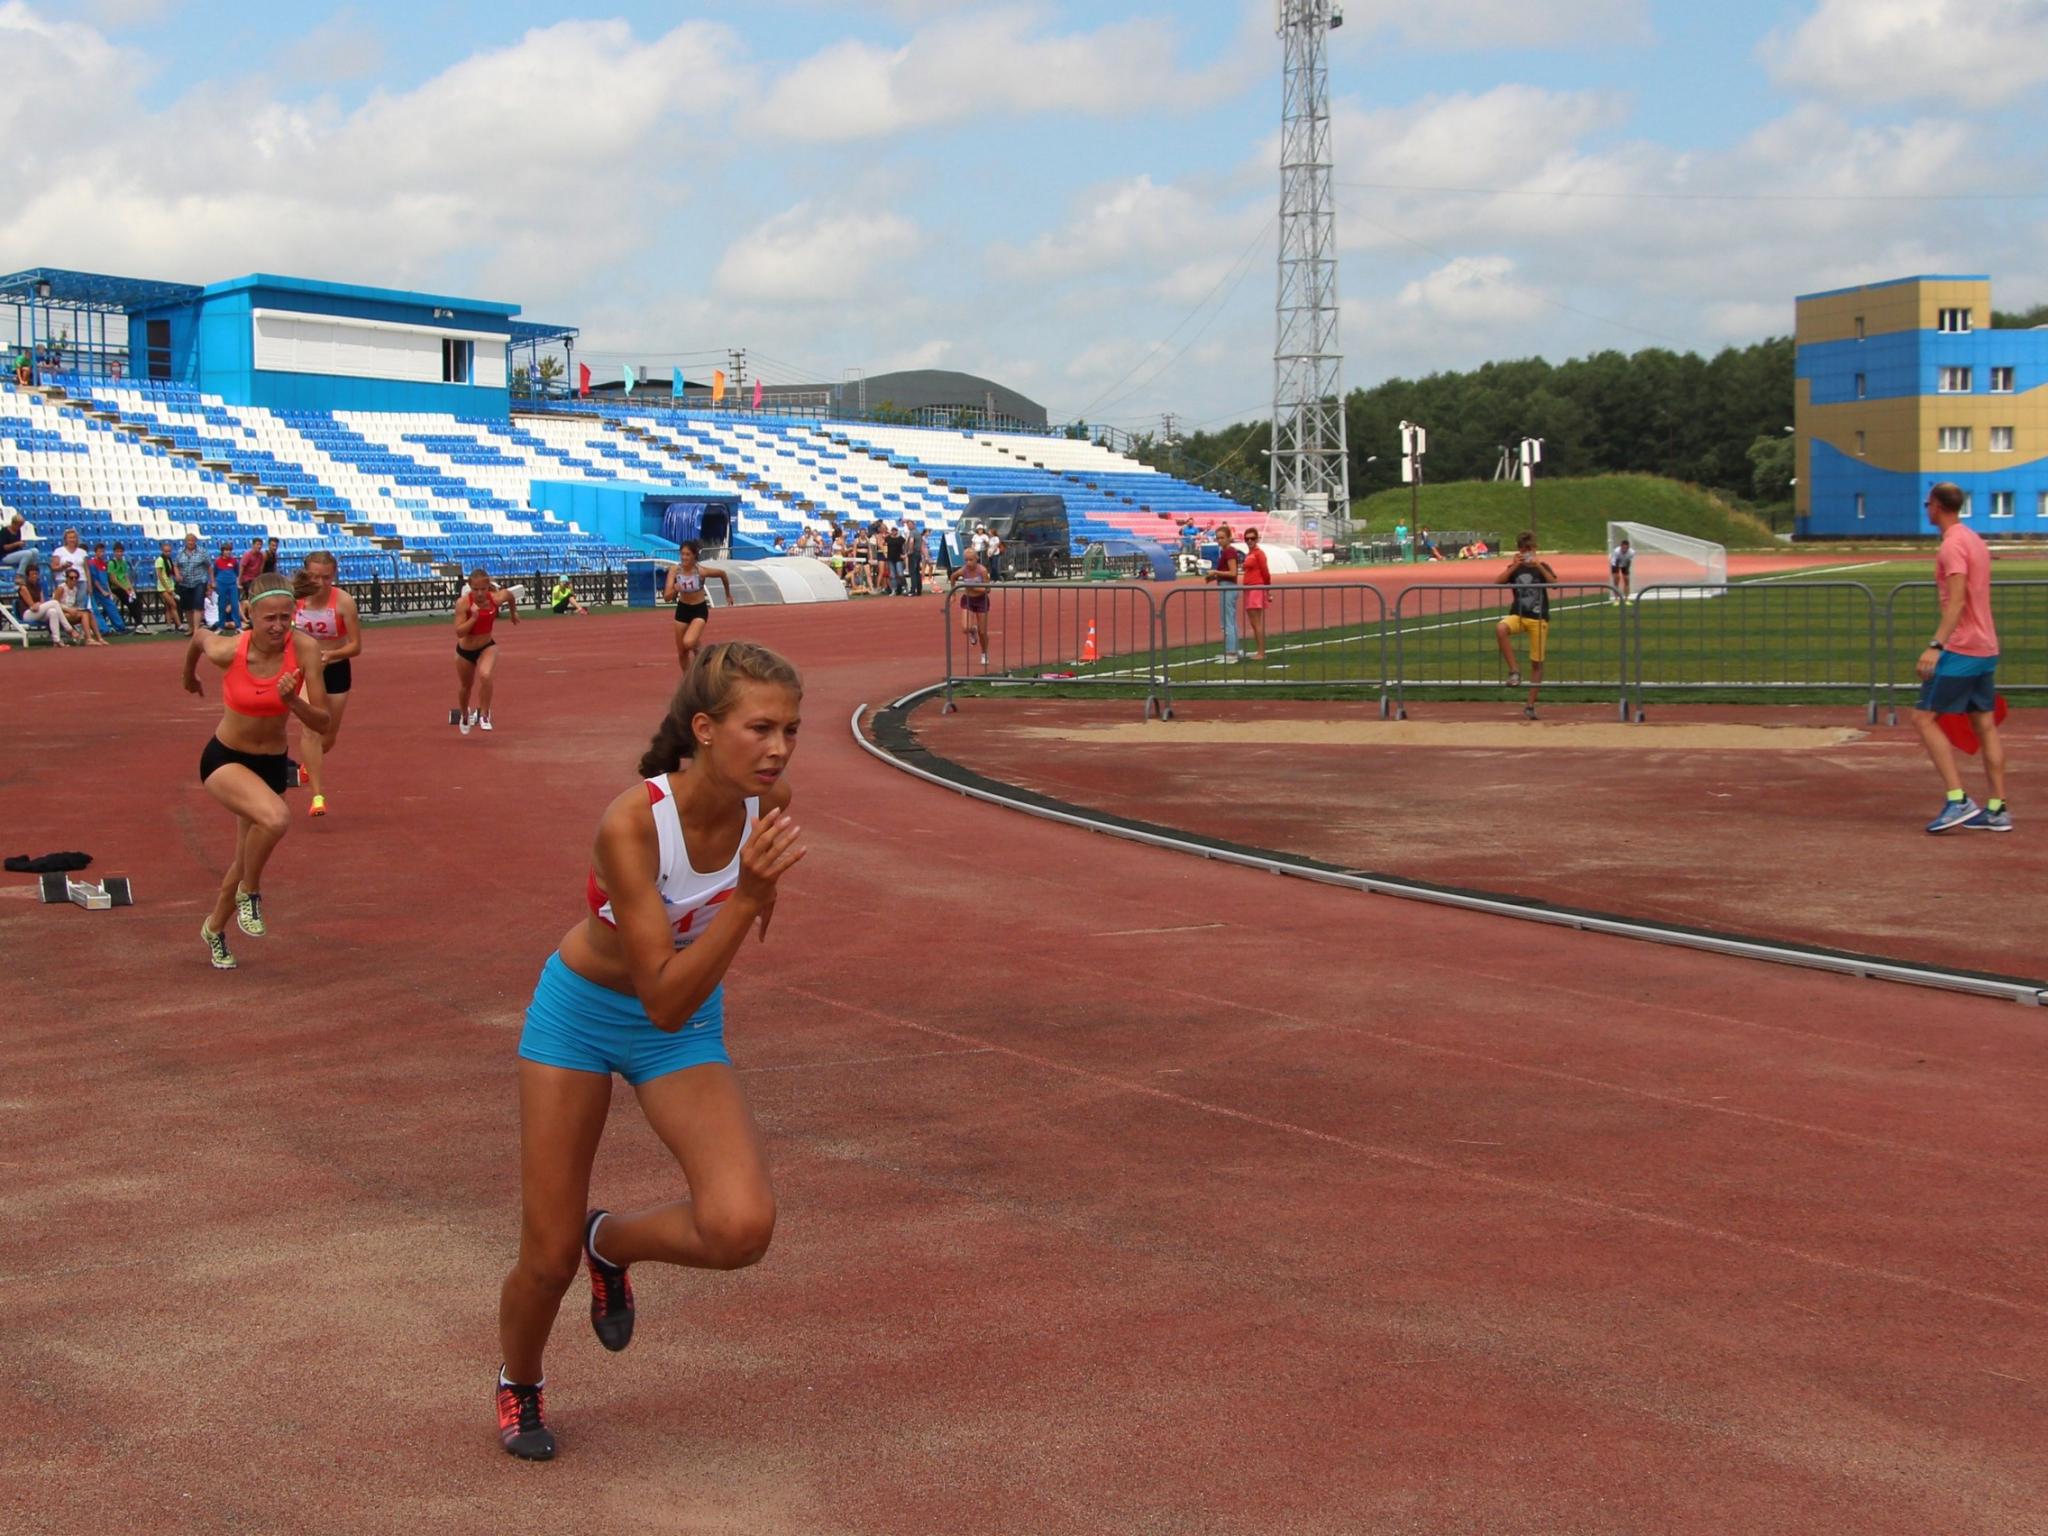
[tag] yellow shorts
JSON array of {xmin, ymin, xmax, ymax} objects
[{"xmin": 1501, "ymin": 615, "xmax": 1549, "ymax": 662}]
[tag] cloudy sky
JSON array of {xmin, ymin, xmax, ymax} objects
[{"xmin": 5, "ymin": 0, "xmax": 2047, "ymax": 432}]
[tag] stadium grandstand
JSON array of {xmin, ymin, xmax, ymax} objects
[{"xmin": 1, "ymin": 266, "xmax": 1272, "ymax": 599}]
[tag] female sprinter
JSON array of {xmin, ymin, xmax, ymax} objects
[
  {"xmin": 292, "ymin": 552, "xmax": 361, "ymax": 817},
  {"xmin": 493, "ymin": 641, "xmax": 805, "ymax": 1461},
  {"xmin": 452, "ymin": 569, "xmax": 519, "ymax": 734},
  {"xmin": 183, "ymin": 572, "xmax": 330, "ymax": 969},
  {"xmin": 950, "ymin": 544, "xmax": 992, "ymax": 667},
  {"xmin": 661, "ymin": 541, "xmax": 733, "ymax": 673}
]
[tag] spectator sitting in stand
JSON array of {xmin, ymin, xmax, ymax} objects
[
  {"xmin": 263, "ymin": 536, "xmax": 281, "ymax": 574},
  {"xmin": 86, "ymin": 541, "xmax": 128, "ymax": 634},
  {"xmin": 107, "ymin": 541, "xmax": 144, "ymax": 627},
  {"xmin": 53, "ymin": 565, "xmax": 113, "ymax": 645},
  {"xmin": 0, "ymin": 512, "xmax": 36, "ymax": 577},
  {"xmin": 13, "ymin": 561, "xmax": 78, "ymax": 645}
]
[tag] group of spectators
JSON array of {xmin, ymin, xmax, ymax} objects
[
  {"xmin": 788, "ymin": 519, "xmax": 939, "ymax": 597},
  {"xmin": 3, "ymin": 518, "xmax": 285, "ymax": 646}
]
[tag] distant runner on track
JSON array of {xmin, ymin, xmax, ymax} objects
[
  {"xmin": 452, "ymin": 569, "xmax": 518, "ymax": 735},
  {"xmin": 663, "ymin": 541, "xmax": 732, "ymax": 673},
  {"xmin": 291, "ymin": 552, "xmax": 360, "ymax": 818}
]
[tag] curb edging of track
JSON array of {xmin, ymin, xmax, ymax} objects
[{"xmin": 853, "ymin": 689, "xmax": 2048, "ymax": 1010}]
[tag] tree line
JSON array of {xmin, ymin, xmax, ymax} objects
[{"xmin": 1128, "ymin": 336, "xmax": 1800, "ymax": 511}]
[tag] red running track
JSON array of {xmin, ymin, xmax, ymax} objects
[{"xmin": 2, "ymin": 586, "xmax": 2043, "ymax": 1534}]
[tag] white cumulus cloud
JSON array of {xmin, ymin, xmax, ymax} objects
[
  {"xmin": 713, "ymin": 204, "xmax": 923, "ymax": 303},
  {"xmin": 1764, "ymin": 0, "xmax": 2048, "ymax": 106}
]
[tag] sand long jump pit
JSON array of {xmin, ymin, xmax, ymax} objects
[{"xmin": 911, "ymin": 698, "xmax": 2045, "ymax": 983}]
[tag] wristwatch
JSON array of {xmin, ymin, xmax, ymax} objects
[{"xmin": 1928, "ymin": 641, "xmax": 1945, "ymax": 651}]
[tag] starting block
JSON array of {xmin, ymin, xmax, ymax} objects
[{"xmin": 39, "ymin": 873, "xmax": 134, "ymax": 910}]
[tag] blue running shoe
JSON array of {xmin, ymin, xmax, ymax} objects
[
  {"xmin": 1927, "ymin": 797, "xmax": 1985, "ymax": 834},
  {"xmin": 1971, "ymin": 804, "xmax": 2013, "ymax": 833}
]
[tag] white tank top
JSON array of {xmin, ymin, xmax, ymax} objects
[
  {"xmin": 589, "ymin": 778, "xmax": 758, "ymax": 948},
  {"xmin": 673, "ymin": 567, "xmax": 705, "ymax": 597},
  {"xmin": 294, "ymin": 598, "xmax": 346, "ymax": 640}
]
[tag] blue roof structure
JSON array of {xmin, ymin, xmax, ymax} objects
[
  {"xmin": 0, "ymin": 267, "xmax": 203, "ymax": 314},
  {"xmin": 198, "ymin": 272, "xmax": 520, "ymax": 317},
  {"xmin": 510, "ymin": 320, "xmax": 579, "ymax": 345}
]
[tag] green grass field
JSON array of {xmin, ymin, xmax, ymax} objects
[
  {"xmin": 960, "ymin": 561, "xmax": 2048, "ymax": 711},
  {"xmin": 1350, "ymin": 474, "xmax": 1779, "ymax": 553}
]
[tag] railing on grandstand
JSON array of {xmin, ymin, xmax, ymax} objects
[
  {"xmin": 1884, "ymin": 580, "xmax": 2048, "ymax": 723},
  {"xmin": 931, "ymin": 577, "xmax": 2047, "ymax": 726},
  {"xmin": 1630, "ymin": 581, "xmax": 1879, "ymax": 722}
]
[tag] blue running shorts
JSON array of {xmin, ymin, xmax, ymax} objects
[
  {"xmin": 1917, "ymin": 651, "xmax": 1998, "ymax": 715},
  {"xmin": 518, "ymin": 952, "xmax": 728, "ymax": 1084}
]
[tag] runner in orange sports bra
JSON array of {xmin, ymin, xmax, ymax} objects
[
  {"xmin": 291, "ymin": 551, "xmax": 361, "ymax": 818},
  {"xmin": 493, "ymin": 641, "xmax": 805, "ymax": 1462},
  {"xmin": 452, "ymin": 567, "xmax": 519, "ymax": 735},
  {"xmin": 182, "ymin": 572, "xmax": 330, "ymax": 970}
]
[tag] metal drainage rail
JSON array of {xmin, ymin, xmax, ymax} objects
[{"xmin": 852, "ymin": 691, "xmax": 2046, "ymax": 1009}]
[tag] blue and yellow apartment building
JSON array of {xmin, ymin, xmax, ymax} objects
[{"xmin": 1796, "ymin": 275, "xmax": 2048, "ymax": 537}]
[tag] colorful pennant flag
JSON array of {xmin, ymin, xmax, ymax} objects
[
  {"xmin": 622, "ymin": 365, "xmax": 636, "ymax": 395},
  {"xmin": 712, "ymin": 369, "xmax": 727, "ymax": 406},
  {"xmin": 752, "ymin": 378, "xmax": 763, "ymax": 410},
  {"xmin": 672, "ymin": 366, "xmax": 683, "ymax": 398},
  {"xmin": 577, "ymin": 362, "xmax": 590, "ymax": 399}
]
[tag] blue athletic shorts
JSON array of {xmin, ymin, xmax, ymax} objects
[
  {"xmin": 517, "ymin": 952, "xmax": 728, "ymax": 1084},
  {"xmin": 1917, "ymin": 651, "xmax": 1998, "ymax": 715}
]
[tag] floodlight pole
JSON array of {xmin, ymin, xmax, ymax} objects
[
  {"xmin": 1399, "ymin": 419, "xmax": 1427, "ymax": 561},
  {"xmin": 1519, "ymin": 436, "xmax": 1544, "ymax": 543},
  {"xmin": 1272, "ymin": 0, "xmax": 1350, "ymax": 555}
]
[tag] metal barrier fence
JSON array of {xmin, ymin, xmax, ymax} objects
[
  {"xmin": 931, "ymin": 577, "xmax": 2045, "ymax": 724},
  {"xmin": 1156, "ymin": 582, "xmax": 1389, "ymax": 714},
  {"xmin": 1393, "ymin": 582, "xmax": 1627, "ymax": 720},
  {"xmin": 1630, "ymin": 582, "xmax": 1879, "ymax": 721},
  {"xmin": 941, "ymin": 583, "xmax": 1163, "ymax": 717},
  {"xmin": 1884, "ymin": 580, "xmax": 2048, "ymax": 723}
]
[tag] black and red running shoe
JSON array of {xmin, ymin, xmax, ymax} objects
[
  {"xmin": 495, "ymin": 1375, "xmax": 555, "ymax": 1461},
  {"xmin": 585, "ymin": 1208, "xmax": 636, "ymax": 1353}
]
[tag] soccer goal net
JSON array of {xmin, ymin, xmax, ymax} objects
[{"xmin": 1607, "ymin": 521, "xmax": 1727, "ymax": 599}]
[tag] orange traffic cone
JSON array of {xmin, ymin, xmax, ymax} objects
[{"xmin": 1082, "ymin": 619, "xmax": 1099, "ymax": 663}]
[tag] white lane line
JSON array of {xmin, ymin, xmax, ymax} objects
[{"xmin": 1090, "ymin": 922, "xmax": 1229, "ymax": 937}]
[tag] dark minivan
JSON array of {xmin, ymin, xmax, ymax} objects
[{"xmin": 957, "ymin": 494, "xmax": 1069, "ymax": 578}]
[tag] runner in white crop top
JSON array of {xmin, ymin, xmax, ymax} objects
[
  {"xmin": 662, "ymin": 540, "xmax": 733, "ymax": 675},
  {"xmin": 587, "ymin": 779, "xmax": 758, "ymax": 947}
]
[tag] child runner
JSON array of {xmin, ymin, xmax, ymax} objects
[
  {"xmin": 292, "ymin": 552, "xmax": 362, "ymax": 818},
  {"xmin": 1912, "ymin": 482, "xmax": 2011, "ymax": 832},
  {"xmin": 1495, "ymin": 532, "xmax": 1558, "ymax": 719},
  {"xmin": 662, "ymin": 541, "xmax": 733, "ymax": 672},
  {"xmin": 1241, "ymin": 526, "xmax": 1272, "ymax": 662},
  {"xmin": 452, "ymin": 569, "xmax": 519, "ymax": 735},
  {"xmin": 950, "ymin": 545, "xmax": 993, "ymax": 667},
  {"xmin": 550, "ymin": 576, "xmax": 589, "ymax": 617},
  {"xmin": 494, "ymin": 642, "xmax": 806, "ymax": 1461},
  {"xmin": 183, "ymin": 573, "xmax": 330, "ymax": 969}
]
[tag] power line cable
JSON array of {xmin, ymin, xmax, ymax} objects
[{"xmin": 1336, "ymin": 178, "xmax": 2048, "ymax": 204}]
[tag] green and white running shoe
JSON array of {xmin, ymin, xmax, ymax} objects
[
  {"xmin": 202, "ymin": 923, "xmax": 236, "ymax": 970},
  {"xmin": 235, "ymin": 888, "xmax": 266, "ymax": 937}
]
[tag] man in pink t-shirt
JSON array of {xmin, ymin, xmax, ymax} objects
[{"xmin": 1911, "ymin": 482, "xmax": 2009, "ymax": 833}]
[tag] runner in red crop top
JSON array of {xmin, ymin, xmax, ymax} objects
[
  {"xmin": 291, "ymin": 551, "xmax": 361, "ymax": 818},
  {"xmin": 495, "ymin": 641, "xmax": 806, "ymax": 1462},
  {"xmin": 183, "ymin": 572, "xmax": 330, "ymax": 970},
  {"xmin": 452, "ymin": 568, "xmax": 519, "ymax": 735}
]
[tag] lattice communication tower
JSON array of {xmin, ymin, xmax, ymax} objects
[{"xmin": 1271, "ymin": 0, "xmax": 1350, "ymax": 546}]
